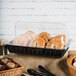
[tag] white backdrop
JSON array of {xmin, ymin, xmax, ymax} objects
[{"xmin": 0, "ymin": 0, "xmax": 76, "ymax": 50}]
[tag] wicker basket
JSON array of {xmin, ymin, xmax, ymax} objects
[
  {"xmin": 67, "ymin": 55, "xmax": 76, "ymax": 76},
  {"xmin": 0, "ymin": 56, "xmax": 24, "ymax": 76}
]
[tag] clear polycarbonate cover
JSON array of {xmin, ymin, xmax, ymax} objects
[{"xmin": 12, "ymin": 21, "xmax": 71, "ymax": 49}]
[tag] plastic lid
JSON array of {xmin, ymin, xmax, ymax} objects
[{"xmin": 13, "ymin": 21, "xmax": 71, "ymax": 49}]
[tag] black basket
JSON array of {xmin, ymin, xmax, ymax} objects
[{"xmin": 5, "ymin": 42, "xmax": 69, "ymax": 58}]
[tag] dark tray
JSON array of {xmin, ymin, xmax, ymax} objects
[{"xmin": 5, "ymin": 41, "xmax": 69, "ymax": 58}]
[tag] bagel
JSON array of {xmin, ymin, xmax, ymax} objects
[
  {"xmin": 46, "ymin": 35, "xmax": 66, "ymax": 49},
  {"xmin": 13, "ymin": 31, "xmax": 36, "ymax": 46},
  {"xmin": 38, "ymin": 32, "xmax": 51, "ymax": 43},
  {"xmin": 32, "ymin": 37, "xmax": 45, "ymax": 48}
]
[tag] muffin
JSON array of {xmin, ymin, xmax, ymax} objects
[
  {"xmin": 0, "ymin": 64, "xmax": 5, "ymax": 71},
  {"xmin": 38, "ymin": 32, "xmax": 51, "ymax": 43},
  {"xmin": 32, "ymin": 37, "xmax": 45, "ymax": 48},
  {"xmin": 46, "ymin": 35, "xmax": 66, "ymax": 49},
  {"xmin": 7, "ymin": 62, "xmax": 16, "ymax": 69}
]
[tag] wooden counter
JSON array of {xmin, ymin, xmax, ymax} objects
[{"xmin": 0, "ymin": 50, "xmax": 76, "ymax": 76}]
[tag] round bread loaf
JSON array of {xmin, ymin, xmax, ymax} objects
[
  {"xmin": 38, "ymin": 32, "xmax": 51, "ymax": 43},
  {"xmin": 13, "ymin": 35, "xmax": 28, "ymax": 46},
  {"xmin": 46, "ymin": 35, "xmax": 66, "ymax": 49},
  {"xmin": 32, "ymin": 37, "xmax": 45, "ymax": 48},
  {"xmin": 7, "ymin": 62, "xmax": 15, "ymax": 68},
  {"xmin": 13, "ymin": 31, "xmax": 36, "ymax": 46}
]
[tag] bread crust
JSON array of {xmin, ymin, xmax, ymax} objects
[
  {"xmin": 38, "ymin": 32, "xmax": 51, "ymax": 43},
  {"xmin": 46, "ymin": 35, "xmax": 66, "ymax": 49},
  {"xmin": 32, "ymin": 37, "xmax": 45, "ymax": 48}
]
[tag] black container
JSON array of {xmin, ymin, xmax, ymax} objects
[
  {"xmin": 5, "ymin": 22, "xmax": 70, "ymax": 58},
  {"xmin": 5, "ymin": 42, "xmax": 69, "ymax": 58}
]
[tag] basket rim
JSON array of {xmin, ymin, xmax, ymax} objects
[
  {"xmin": 0, "ymin": 55, "xmax": 24, "ymax": 74},
  {"xmin": 67, "ymin": 55, "xmax": 76, "ymax": 70},
  {"xmin": 0, "ymin": 66, "xmax": 24, "ymax": 74}
]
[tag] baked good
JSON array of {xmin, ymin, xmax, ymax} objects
[
  {"xmin": 24, "ymin": 31, "xmax": 36, "ymax": 45},
  {"xmin": 1, "ymin": 58, "xmax": 10, "ymax": 64},
  {"xmin": 13, "ymin": 35, "xmax": 27, "ymax": 46},
  {"xmin": 18, "ymin": 35, "xmax": 29, "ymax": 46},
  {"xmin": 7, "ymin": 62, "xmax": 16, "ymax": 69},
  {"xmin": 0, "ymin": 64, "xmax": 5, "ymax": 71},
  {"xmin": 46, "ymin": 35, "xmax": 66, "ymax": 49},
  {"xmin": 13, "ymin": 31, "xmax": 36, "ymax": 46},
  {"xmin": 32, "ymin": 37, "xmax": 45, "ymax": 48},
  {"xmin": 38, "ymin": 32, "xmax": 51, "ymax": 43},
  {"xmin": 55, "ymin": 35, "xmax": 66, "ymax": 45},
  {"xmin": 25, "ymin": 31, "xmax": 35, "ymax": 39}
]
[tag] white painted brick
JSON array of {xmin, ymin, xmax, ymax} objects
[{"xmin": 0, "ymin": 0, "xmax": 76, "ymax": 50}]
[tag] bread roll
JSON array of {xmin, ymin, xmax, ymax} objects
[
  {"xmin": 13, "ymin": 31, "xmax": 36, "ymax": 46},
  {"xmin": 32, "ymin": 37, "xmax": 45, "ymax": 48},
  {"xmin": 46, "ymin": 35, "xmax": 66, "ymax": 49},
  {"xmin": 38, "ymin": 32, "xmax": 51, "ymax": 43}
]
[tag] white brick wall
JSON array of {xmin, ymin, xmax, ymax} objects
[{"xmin": 0, "ymin": 0, "xmax": 76, "ymax": 50}]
